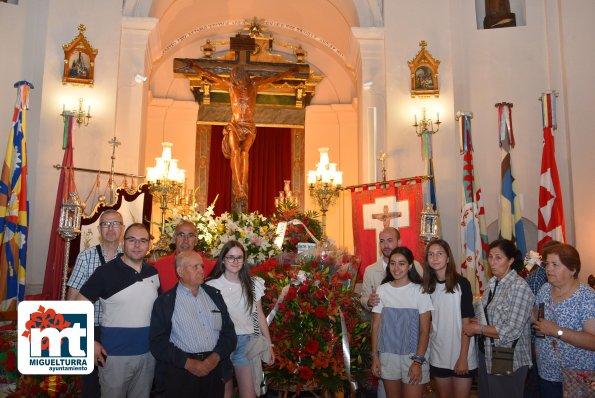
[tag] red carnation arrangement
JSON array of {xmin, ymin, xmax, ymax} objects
[{"xmin": 252, "ymin": 254, "xmax": 369, "ymax": 393}]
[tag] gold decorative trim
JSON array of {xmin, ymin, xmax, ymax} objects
[
  {"xmin": 62, "ymin": 24, "xmax": 98, "ymax": 87},
  {"xmin": 408, "ymin": 40, "xmax": 440, "ymax": 98}
]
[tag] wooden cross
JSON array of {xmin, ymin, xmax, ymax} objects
[
  {"xmin": 174, "ymin": 34, "xmax": 305, "ymax": 82},
  {"xmin": 371, "ymin": 205, "xmax": 401, "ymax": 228}
]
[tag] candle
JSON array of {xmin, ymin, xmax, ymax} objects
[
  {"xmin": 414, "ymin": 114, "xmax": 417, "ymax": 125},
  {"xmin": 87, "ymin": 105, "xmax": 91, "ymax": 116},
  {"xmin": 63, "ymin": 104, "xmax": 65, "ymax": 113},
  {"xmin": 436, "ymin": 111, "xmax": 439, "ymax": 121}
]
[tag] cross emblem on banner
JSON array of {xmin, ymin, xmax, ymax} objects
[
  {"xmin": 362, "ymin": 196, "xmax": 410, "ymax": 239},
  {"xmin": 372, "ymin": 205, "xmax": 401, "ymax": 228}
]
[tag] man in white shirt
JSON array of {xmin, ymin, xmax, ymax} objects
[
  {"xmin": 360, "ymin": 227, "xmax": 423, "ymax": 398},
  {"xmin": 361, "ymin": 227, "xmax": 423, "ymax": 309}
]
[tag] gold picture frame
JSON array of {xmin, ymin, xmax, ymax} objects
[
  {"xmin": 62, "ymin": 24, "xmax": 98, "ymax": 86},
  {"xmin": 408, "ymin": 40, "xmax": 440, "ymax": 98}
]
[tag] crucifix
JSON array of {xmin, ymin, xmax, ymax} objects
[
  {"xmin": 377, "ymin": 152, "xmax": 388, "ymax": 182},
  {"xmin": 174, "ymin": 34, "xmax": 303, "ymax": 213},
  {"xmin": 371, "ymin": 205, "xmax": 401, "ymax": 228},
  {"xmin": 107, "ymin": 136, "xmax": 121, "ymax": 203}
]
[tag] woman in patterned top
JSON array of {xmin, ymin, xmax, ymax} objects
[
  {"xmin": 462, "ymin": 239, "xmax": 534, "ymax": 398},
  {"xmin": 206, "ymin": 240, "xmax": 274, "ymax": 398},
  {"xmin": 422, "ymin": 239, "xmax": 476, "ymax": 398},
  {"xmin": 532, "ymin": 243, "xmax": 595, "ymax": 398}
]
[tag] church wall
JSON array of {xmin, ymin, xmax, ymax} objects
[
  {"xmin": 305, "ymin": 103, "xmax": 358, "ymax": 250},
  {"xmin": 557, "ymin": 0, "xmax": 595, "ymax": 282},
  {"xmin": 382, "ymin": 0, "xmax": 595, "ymax": 282},
  {"xmin": 145, "ymin": 96, "xmax": 198, "ymax": 240},
  {"xmin": 0, "ymin": 0, "xmax": 128, "ymax": 293}
]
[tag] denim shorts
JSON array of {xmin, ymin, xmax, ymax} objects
[{"xmin": 230, "ymin": 334, "xmax": 252, "ymax": 367}]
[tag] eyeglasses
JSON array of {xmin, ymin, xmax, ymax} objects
[
  {"xmin": 100, "ymin": 221, "xmax": 123, "ymax": 228},
  {"xmin": 175, "ymin": 232, "xmax": 197, "ymax": 240},
  {"xmin": 224, "ymin": 256, "xmax": 244, "ymax": 263},
  {"xmin": 124, "ymin": 237, "xmax": 150, "ymax": 245}
]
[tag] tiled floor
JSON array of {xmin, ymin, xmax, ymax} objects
[{"xmin": 266, "ymin": 379, "xmax": 480, "ymax": 397}]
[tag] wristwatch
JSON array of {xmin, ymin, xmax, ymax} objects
[{"xmin": 557, "ymin": 329, "xmax": 564, "ymax": 339}]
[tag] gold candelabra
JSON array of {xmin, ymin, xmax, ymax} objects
[
  {"xmin": 413, "ymin": 107, "xmax": 441, "ymax": 136},
  {"xmin": 307, "ymin": 148, "xmax": 342, "ymax": 242},
  {"xmin": 61, "ymin": 98, "xmax": 92, "ymax": 127},
  {"xmin": 146, "ymin": 142, "xmax": 186, "ymax": 250}
]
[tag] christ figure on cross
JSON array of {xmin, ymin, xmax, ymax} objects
[
  {"xmin": 372, "ymin": 205, "xmax": 401, "ymax": 228},
  {"xmin": 189, "ymin": 63, "xmax": 298, "ymax": 202}
]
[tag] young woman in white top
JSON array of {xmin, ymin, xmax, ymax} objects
[
  {"xmin": 371, "ymin": 246, "xmax": 433, "ymax": 398},
  {"xmin": 206, "ymin": 240, "xmax": 274, "ymax": 398},
  {"xmin": 422, "ymin": 239, "xmax": 476, "ymax": 398}
]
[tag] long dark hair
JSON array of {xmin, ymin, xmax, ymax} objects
[
  {"xmin": 209, "ymin": 240, "xmax": 254, "ymax": 313},
  {"xmin": 381, "ymin": 246, "xmax": 422, "ymax": 285},
  {"xmin": 488, "ymin": 238, "xmax": 524, "ymax": 272},
  {"xmin": 422, "ymin": 239, "xmax": 459, "ymax": 294}
]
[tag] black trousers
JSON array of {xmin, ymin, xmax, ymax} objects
[
  {"xmin": 158, "ymin": 362, "xmax": 224, "ymax": 398},
  {"xmin": 81, "ymin": 366, "xmax": 101, "ymax": 398}
]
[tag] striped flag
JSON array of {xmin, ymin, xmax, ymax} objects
[
  {"xmin": 0, "ymin": 81, "xmax": 32, "ymax": 311},
  {"xmin": 458, "ymin": 113, "xmax": 489, "ymax": 295},
  {"xmin": 497, "ymin": 103, "xmax": 527, "ymax": 255},
  {"xmin": 537, "ymin": 92, "xmax": 566, "ymax": 251},
  {"xmin": 420, "ymin": 125, "xmax": 438, "ymax": 210},
  {"xmin": 41, "ymin": 114, "xmax": 77, "ymax": 299}
]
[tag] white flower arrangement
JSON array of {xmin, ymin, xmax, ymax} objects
[
  {"xmin": 163, "ymin": 200, "xmax": 220, "ymax": 254},
  {"xmin": 162, "ymin": 200, "xmax": 280, "ymax": 265},
  {"xmin": 210, "ymin": 211, "xmax": 281, "ymax": 265}
]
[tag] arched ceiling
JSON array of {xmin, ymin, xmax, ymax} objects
[{"xmin": 135, "ymin": 0, "xmax": 368, "ymax": 105}]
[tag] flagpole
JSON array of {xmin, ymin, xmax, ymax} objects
[
  {"xmin": 457, "ymin": 111, "xmax": 489, "ymax": 295},
  {"xmin": 0, "ymin": 81, "xmax": 33, "ymax": 311}
]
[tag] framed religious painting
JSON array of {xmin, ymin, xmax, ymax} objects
[
  {"xmin": 408, "ymin": 40, "xmax": 440, "ymax": 98},
  {"xmin": 62, "ymin": 24, "xmax": 98, "ymax": 86}
]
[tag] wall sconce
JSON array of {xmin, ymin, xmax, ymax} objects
[
  {"xmin": 413, "ymin": 107, "xmax": 441, "ymax": 136},
  {"xmin": 62, "ymin": 98, "xmax": 92, "ymax": 127}
]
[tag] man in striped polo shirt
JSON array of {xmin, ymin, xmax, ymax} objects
[{"xmin": 78, "ymin": 223, "xmax": 160, "ymax": 398}]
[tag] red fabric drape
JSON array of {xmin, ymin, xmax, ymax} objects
[
  {"xmin": 207, "ymin": 125, "xmax": 232, "ymax": 215},
  {"xmin": 207, "ymin": 126, "xmax": 291, "ymax": 216},
  {"xmin": 40, "ymin": 118, "xmax": 77, "ymax": 300}
]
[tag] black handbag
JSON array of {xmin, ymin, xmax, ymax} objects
[{"xmin": 490, "ymin": 344, "xmax": 516, "ymax": 375}]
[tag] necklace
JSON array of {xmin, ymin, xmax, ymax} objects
[{"xmin": 553, "ymin": 281, "xmax": 578, "ymax": 299}]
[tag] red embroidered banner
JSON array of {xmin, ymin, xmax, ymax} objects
[{"xmin": 351, "ymin": 179, "xmax": 424, "ymax": 280}]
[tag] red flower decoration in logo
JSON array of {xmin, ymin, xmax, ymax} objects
[
  {"xmin": 305, "ymin": 338, "xmax": 319, "ymax": 355},
  {"xmin": 314, "ymin": 306, "xmax": 327, "ymax": 319},
  {"xmin": 298, "ymin": 366, "xmax": 314, "ymax": 380},
  {"xmin": 21, "ymin": 305, "xmax": 72, "ymax": 349}
]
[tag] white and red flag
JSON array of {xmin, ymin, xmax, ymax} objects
[{"xmin": 537, "ymin": 92, "xmax": 566, "ymax": 251}]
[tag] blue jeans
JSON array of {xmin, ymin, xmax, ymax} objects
[
  {"xmin": 539, "ymin": 378, "xmax": 562, "ymax": 398},
  {"xmin": 230, "ymin": 334, "xmax": 252, "ymax": 367}
]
